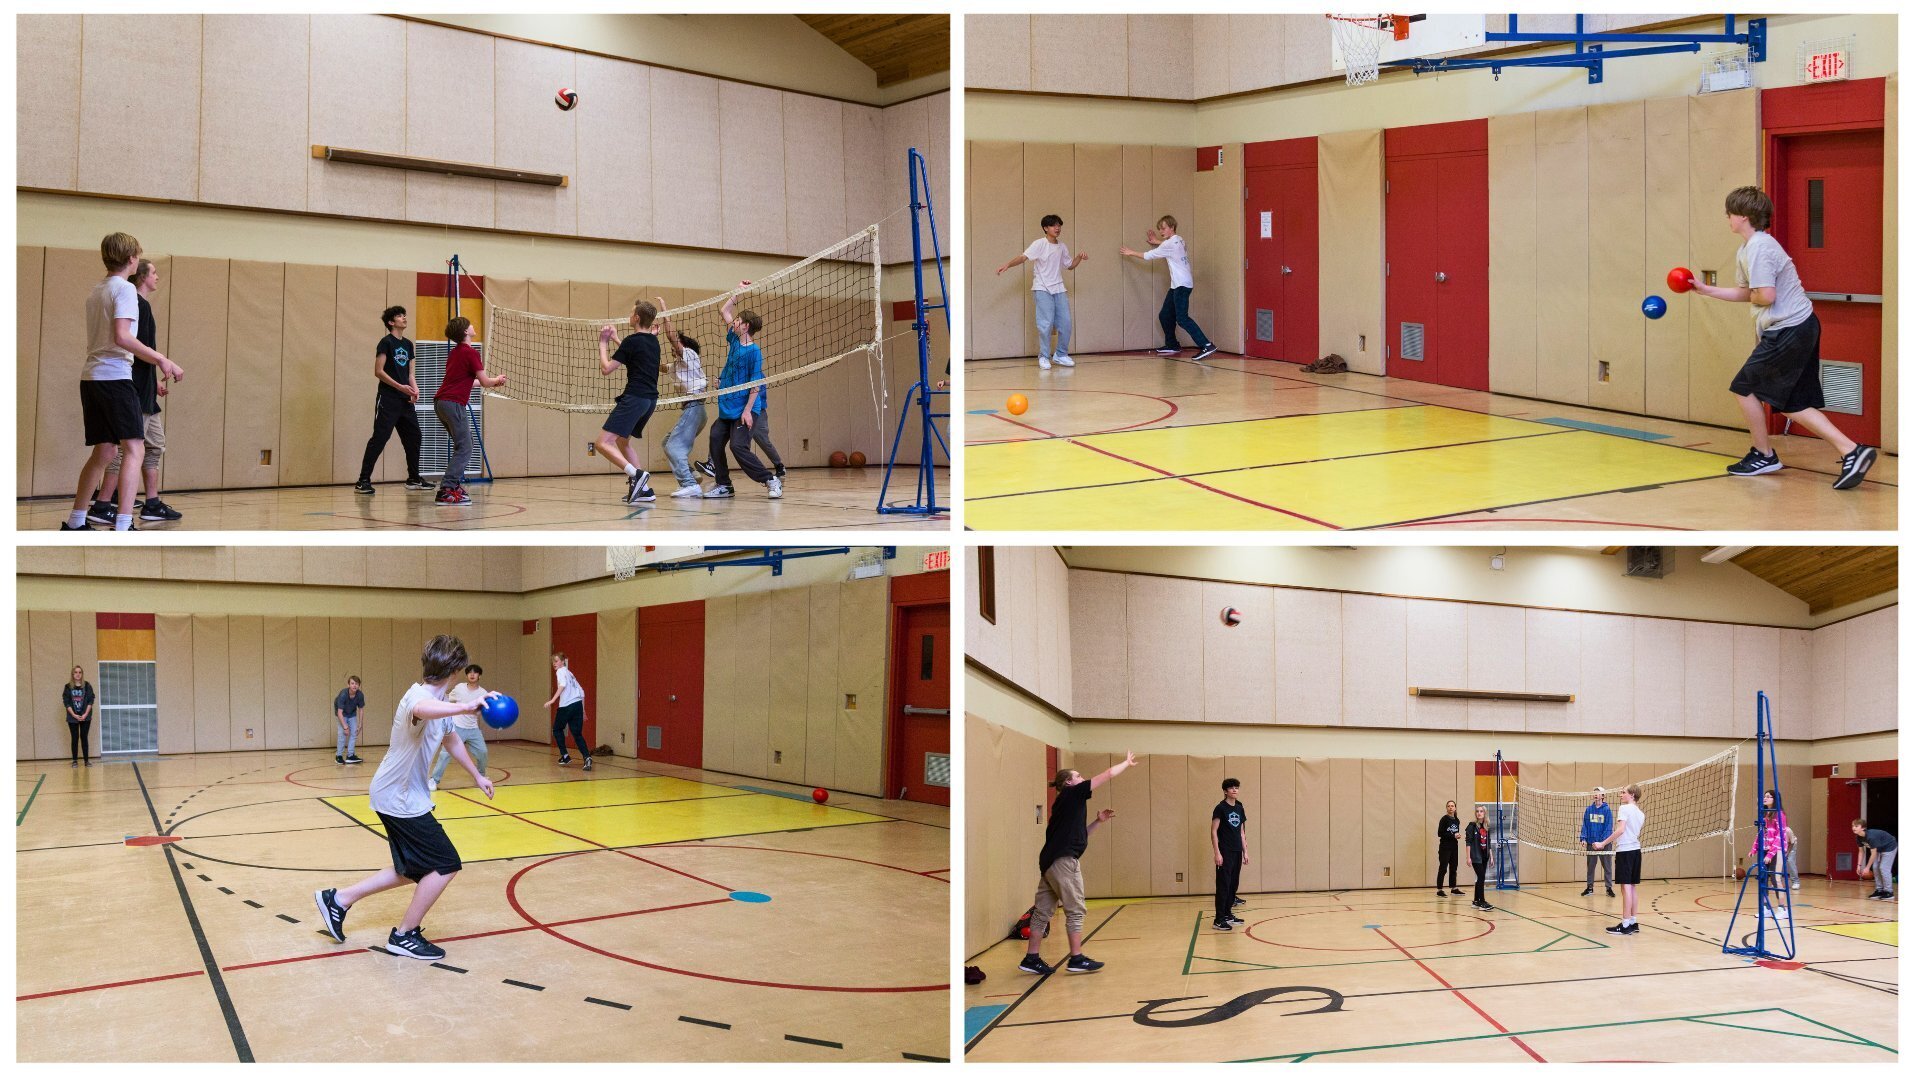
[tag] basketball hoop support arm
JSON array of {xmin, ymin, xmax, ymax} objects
[
  {"xmin": 1392, "ymin": 15, "xmax": 1765, "ymax": 84},
  {"xmin": 877, "ymin": 146, "xmax": 950, "ymax": 516}
]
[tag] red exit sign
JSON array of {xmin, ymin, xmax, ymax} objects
[
  {"xmin": 1804, "ymin": 50, "xmax": 1848, "ymax": 83},
  {"xmin": 923, "ymin": 550, "xmax": 950, "ymax": 572}
]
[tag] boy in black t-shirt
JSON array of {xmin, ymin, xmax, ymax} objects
[
  {"xmin": 1210, "ymin": 778, "xmax": 1250, "ymax": 931},
  {"xmin": 1021, "ymin": 751, "xmax": 1137, "ymax": 977},
  {"xmin": 353, "ymin": 306, "xmax": 430, "ymax": 495},
  {"xmin": 595, "ymin": 298, "xmax": 662, "ymax": 505}
]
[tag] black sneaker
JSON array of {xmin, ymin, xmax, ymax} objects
[
  {"xmin": 774, "ymin": 464, "xmax": 787, "ymax": 478},
  {"xmin": 313, "ymin": 888, "xmax": 349, "ymax": 942},
  {"xmin": 1194, "ymin": 344, "xmax": 1219, "ymax": 360},
  {"xmin": 1017, "ymin": 953, "xmax": 1052, "ymax": 975},
  {"xmin": 140, "ymin": 498, "xmax": 183, "ymax": 521},
  {"xmin": 623, "ymin": 471, "xmax": 643, "ymax": 503},
  {"xmin": 695, "ymin": 459, "xmax": 716, "ymax": 478},
  {"xmin": 1450, "ymin": 889, "xmax": 1464, "ymax": 895},
  {"xmin": 404, "ymin": 477, "xmax": 435, "ymax": 491},
  {"xmin": 582, "ymin": 757, "xmax": 593, "ymax": 772},
  {"xmin": 1228, "ymin": 915, "xmax": 1245, "ymax": 924},
  {"xmin": 1474, "ymin": 901, "xmax": 1495, "ymax": 911},
  {"xmin": 1606, "ymin": 889, "xmax": 1616, "ymax": 898},
  {"xmin": 1726, "ymin": 447, "xmax": 1782, "ymax": 476},
  {"xmin": 1623, "ymin": 922, "xmax": 1640, "ymax": 934},
  {"xmin": 384, "ymin": 927, "xmax": 445, "ymax": 960},
  {"xmin": 1437, "ymin": 889, "xmax": 1446, "ymax": 897},
  {"xmin": 1833, "ymin": 445, "xmax": 1877, "ymax": 490},
  {"xmin": 1211, "ymin": 919, "xmax": 1234, "ymax": 931},
  {"xmin": 87, "ymin": 499, "xmax": 116, "ymax": 525},
  {"xmin": 558, "ymin": 754, "xmax": 572, "ymax": 766},
  {"xmin": 344, "ymin": 754, "xmax": 363, "ymax": 764},
  {"xmin": 1064, "ymin": 954, "xmax": 1104, "ymax": 974},
  {"xmin": 1581, "ymin": 888, "xmax": 1593, "ymax": 896},
  {"xmin": 335, "ymin": 755, "xmax": 344, "ymax": 764},
  {"xmin": 629, "ymin": 471, "xmax": 655, "ymax": 503},
  {"xmin": 1233, "ymin": 897, "xmax": 1246, "ymax": 907},
  {"xmin": 111, "ymin": 521, "xmax": 140, "ymax": 531},
  {"xmin": 352, "ymin": 479, "xmax": 375, "ymax": 495},
  {"xmin": 1604, "ymin": 923, "xmax": 1629, "ymax": 935},
  {"xmin": 60, "ymin": 521, "xmax": 96, "ymax": 531}
]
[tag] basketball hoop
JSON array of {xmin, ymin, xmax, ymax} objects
[
  {"xmin": 1328, "ymin": 14, "xmax": 1411, "ymax": 86},
  {"xmin": 608, "ymin": 546, "xmax": 643, "ymax": 581}
]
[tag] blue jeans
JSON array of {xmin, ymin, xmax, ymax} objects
[
  {"xmin": 431, "ymin": 725, "xmax": 488, "ymax": 785},
  {"xmin": 665, "ymin": 400, "xmax": 707, "ymax": 487},
  {"xmin": 1034, "ymin": 290, "xmax": 1072, "ymax": 359},
  {"xmin": 1158, "ymin": 286, "xmax": 1212, "ymax": 349},
  {"xmin": 335, "ymin": 714, "xmax": 360, "ymax": 758}
]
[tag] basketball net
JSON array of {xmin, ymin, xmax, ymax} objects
[
  {"xmin": 1328, "ymin": 14, "xmax": 1409, "ymax": 87},
  {"xmin": 609, "ymin": 546, "xmax": 643, "ymax": 581}
]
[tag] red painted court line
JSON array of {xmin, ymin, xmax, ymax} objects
[
  {"xmin": 445, "ymin": 788, "xmax": 733, "ymax": 892},
  {"xmin": 1069, "ymin": 440, "xmax": 1342, "ymax": 529},
  {"xmin": 18, "ymin": 968, "xmax": 203, "ymax": 1001},
  {"xmin": 989, "ymin": 413, "xmax": 1060, "ymax": 439},
  {"xmin": 1372, "ymin": 926, "xmax": 1546, "ymax": 1063}
]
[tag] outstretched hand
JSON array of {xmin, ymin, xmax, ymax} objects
[
  {"xmin": 600, "ymin": 324, "xmax": 617, "ymax": 343},
  {"xmin": 1096, "ymin": 808, "xmax": 1116, "ymax": 823}
]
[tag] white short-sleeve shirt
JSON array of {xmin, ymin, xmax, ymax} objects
[
  {"xmin": 84, "ymin": 275, "xmax": 140, "ymax": 380},
  {"xmin": 1023, "ymin": 238, "xmax": 1070, "ymax": 294},
  {"xmin": 448, "ymin": 681, "xmax": 490, "ymax": 731},
  {"xmin": 1736, "ymin": 231, "xmax": 1814, "ymax": 335},
  {"xmin": 1616, "ymin": 803, "xmax": 1646, "ymax": 852},
  {"xmin": 369, "ymin": 682, "xmax": 456, "ymax": 818},
  {"xmin": 555, "ymin": 665, "xmax": 584, "ymax": 707},
  {"xmin": 673, "ymin": 346, "xmax": 707, "ymax": 395},
  {"xmin": 1141, "ymin": 233, "xmax": 1195, "ymax": 289}
]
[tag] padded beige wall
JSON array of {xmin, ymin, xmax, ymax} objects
[
  {"xmin": 1192, "ymin": 144, "xmax": 1245, "ymax": 355},
  {"xmin": 1318, "ymin": 130, "xmax": 1384, "ymax": 372},
  {"xmin": 696, "ymin": 576, "xmax": 889, "ymax": 796},
  {"xmin": 1064, "ymin": 567, "xmax": 1895, "ymax": 738},
  {"xmin": 18, "ymin": 14, "xmax": 935, "ymax": 264},
  {"xmin": 965, "ymin": 142, "xmax": 1197, "ymax": 359},
  {"xmin": 966, "ymin": 714, "xmax": 1050, "ymax": 957},
  {"xmin": 965, "ymin": 546, "xmax": 1073, "ymax": 717}
]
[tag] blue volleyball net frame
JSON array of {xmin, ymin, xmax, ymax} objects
[
  {"xmin": 876, "ymin": 147, "xmax": 950, "ymax": 516},
  {"xmin": 1722, "ymin": 690, "xmax": 1796, "ymax": 961}
]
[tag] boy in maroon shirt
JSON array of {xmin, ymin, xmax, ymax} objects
[{"xmin": 433, "ymin": 317, "xmax": 507, "ymax": 505}]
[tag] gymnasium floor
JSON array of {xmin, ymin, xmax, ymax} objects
[
  {"xmin": 16, "ymin": 468, "xmax": 950, "ymax": 532},
  {"xmin": 17, "ymin": 743, "xmax": 950, "ymax": 1062},
  {"xmin": 964, "ymin": 878, "xmax": 1896, "ymax": 1062},
  {"xmin": 963, "ymin": 352, "xmax": 1897, "ymax": 531}
]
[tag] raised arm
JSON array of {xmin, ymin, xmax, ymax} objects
[
  {"xmin": 1088, "ymin": 750, "xmax": 1138, "ymax": 791},
  {"xmin": 996, "ymin": 252, "xmax": 1030, "ymax": 275},
  {"xmin": 598, "ymin": 325, "xmax": 621, "ymax": 376},
  {"xmin": 653, "ymin": 297, "xmax": 673, "ymax": 338}
]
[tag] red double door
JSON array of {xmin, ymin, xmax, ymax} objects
[
  {"xmin": 1384, "ymin": 119, "xmax": 1489, "ymax": 391},
  {"xmin": 1764, "ymin": 79, "xmax": 1885, "ymax": 447},
  {"xmin": 1244, "ymin": 138, "xmax": 1319, "ymax": 364}
]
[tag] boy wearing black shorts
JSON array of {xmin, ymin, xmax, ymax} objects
[
  {"xmin": 594, "ymin": 298, "xmax": 661, "ymax": 504},
  {"xmin": 353, "ymin": 306, "xmax": 430, "ymax": 495},
  {"xmin": 64, "ymin": 233, "xmax": 184, "ymax": 531},
  {"xmin": 313, "ymin": 634, "xmax": 497, "ymax": 961},
  {"xmin": 1696, "ymin": 186, "xmax": 1877, "ymax": 489},
  {"xmin": 1602, "ymin": 783, "xmax": 1645, "ymax": 935}
]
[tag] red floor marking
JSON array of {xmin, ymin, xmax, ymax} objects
[
  {"xmin": 1069, "ymin": 441, "xmax": 1341, "ymax": 529},
  {"xmin": 18, "ymin": 968, "xmax": 203, "ymax": 1001},
  {"xmin": 1755, "ymin": 960, "xmax": 1806, "ymax": 970},
  {"xmin": 1372, "ymin": 926, "xmax": 1546, "ymax": 1063},
  {"xmin": 988, "ymin": 413, "xmax": 1060, "ymax": 439},
  {"xmin": 124, "ymin": 835, "xmax": 183, "ymax": 846}
]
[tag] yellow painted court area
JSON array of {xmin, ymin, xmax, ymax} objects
[
  {"xmin": 967, "ymin": 406, "xmax": 1735, "ymax": 530},
  {"xmin": 1812, "ymin": 921, "xmax": 1899, "ymax": 946},
  {"xmin": 325, "ymin": 777, "xmax": 889, "ymax": 859}
]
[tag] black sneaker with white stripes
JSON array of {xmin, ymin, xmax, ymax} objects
[
  {"xmin": 1064, "ymin": 953, "xmax": 1105, "ymax": 974},
  {"xmin": 1725, "ymin": 447, "xmax": 1782, "ymax": 476},
  {"xmin": 313, "ymin": 887, "xmax": 349, "ymax": 942},
  {"xmin": 695, "ymin": 459, "xmax": 716, "ymax": 478},
  {"xmin": 1017, "ymin": 953, "xmax": 1052, "ymax": 975},
  {"xmin": 384, "ymin": 927, "xmax": 445, "ymax": 960},
  {"xmin": 1833, "ymin": 445, "xmax": 1877, "ymax": 490},
  {"xmin": 1194, "ymin": 343, "xmax": 1219, "ymax": 360}
]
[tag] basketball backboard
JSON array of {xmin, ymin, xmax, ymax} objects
[{"xmin": 1331, "ymin": 13, "xmax": 1488, "ymax": 75}]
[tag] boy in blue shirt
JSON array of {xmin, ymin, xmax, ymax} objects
[
  {"xmin": 1580, "ymin": 787, "xmax": 1615, "ymax": 898},
  {"xmin": 703, "ymin": 284, "xmax": 780, "ymax": 500}
]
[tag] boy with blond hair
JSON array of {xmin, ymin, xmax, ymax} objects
[
  {"xmin": 65, "ymin": 232, "xmax": 184, "ymax": 531},
  {"xmin": 1695, "ymin": 186, "xmax": 1877, "ymax": 489},
  {"xmin": 1121, "ymin": 215, "xmax": 1217, "ymax": 361},
  {"xmin": 90, "ymin": 258, "xmax": 181, "ymax": 523}
]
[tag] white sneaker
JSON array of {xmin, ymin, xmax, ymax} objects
[
  {"xmin": 1038, "ymin": 355, "xmax": 1051, "ymax": 371},
  {"xmin": 670, "ymin": 484, "xmax": 704, "ymax": 498},
  {"xmin": 767, "ymin": 476, "xmax": 783, "ymax": 499},
  {"xmin": 428, "ymin": 778, "xmax": 438, "ymax": 791},
  {"xmin": 1053, "ymin": 353, "xmax": 1075, "ymax": 367}
]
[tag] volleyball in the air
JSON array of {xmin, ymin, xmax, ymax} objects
[{"xmin": 555, "ymin": 88, "xmax": 579, "ymax": 111}]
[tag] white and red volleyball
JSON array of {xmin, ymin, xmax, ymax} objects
[{"xmin": 554, "ymin": 88, "xmax": 579, "ymax": 111}]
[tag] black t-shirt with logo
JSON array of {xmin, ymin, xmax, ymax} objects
[
  {"xmin": 1213, "ymin": 799, "xmax": 1248, "ymax": 853},
  {"xmin": 376, "ymin": 334, "xmax": 415, "ymax": 401},
  {"xmin": 1038, "ymin": 780, "xmax": 1093, "ymax": 872},
  {"xmin": 63, "ymin": 681, "xmax": 95, "ymax": 720},
  {"xmin": 611, "ymin": 332, "xmax": 662, "ymax": 399},
  {"xmin": 1438, "ymin": 813, "xmax": 1461, "ymax": 848}
]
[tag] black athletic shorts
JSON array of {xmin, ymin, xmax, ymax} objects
[
  {"xmin": 1728, "ymin": 313, "xmax": 1823, "ymax": 414},
  {"xmin": 80, "ymin": 379, "xmax": 145, "ymax": 446},
  {"xmin": 603, "ymin": 393, "xmax": 657, "ymax": 438},
  {"xmin": 1614, "ymin": 849, "xmax": 1643, "ymax": 886},
  {"xmin": 375, "ymin": 809, "xmax": 463, "ymax": 882}
]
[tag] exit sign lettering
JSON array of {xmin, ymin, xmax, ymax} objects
[
  {"xmin": 924, "ymin": 550, "xmax": 950, "ymax": 571},
  {"xmin": 1804, "ymin": 50, "xmax": 1848, "ymax": 83}
]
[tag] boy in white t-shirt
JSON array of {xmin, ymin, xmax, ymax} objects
[
  {"xmin": 1692, "ymin": 186, "xmax": 1876, "ymax": 489},
  {"xmin": 313, "ymin": 635, "xmax": 497, "ymax": 961},
  {"xmin": 997, "ymin": 214, "xmax": 1088, "ymax": 370},
  {"xmin": 1121, "ymin": 214, "xmax": 1217, "ymax": 361},
  {"xmin": 64, "ymin": 232, "xmax": 185, "ymax": 531},
  {"xmin": 656, "ymin": 297, "xmax": 711, "ymax": 497},
  {"xmin": 1601, "ymin": 783, "xmax": 1646, "ymax": 935},
  {"xmin": 430, "ymin": 664, "xmax": 492, "ymax": 791},
  {"xmin": 543, "ymin": 651, "xmax": 593, "ymax": 770}
]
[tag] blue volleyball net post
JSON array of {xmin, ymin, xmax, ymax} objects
[
  {"xmin": 876, "ymin": 146, "xmax": 950, "ymax": 516},
  {"xmin": 1491, "ymin": 751, "xmax": 1520, "ymax": 890},
  {"xmin": 1722, "ymin": 690, "xmax": 1796, "ymax": 960}
]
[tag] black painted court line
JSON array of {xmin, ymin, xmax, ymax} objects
[
  {"xmin": 965, "ymin": 905, "xmax": 1125, "ymax": 1053},
  {"xmin": 502, "ymin": 978, "xmax": 545, "ymax": 991},
  {"xmin": 243, "ymin": 900, "xmax": 263, "ymax": 908},
  {"xmin": 585, "ymin": 997, "xmax": 631, "ymax": 1010},
  {"xmin": 131, "ymin": 762, "xmax": 254, "ymax": 1062},
  {"xmin": 785, "ymin": 1034, "xmax": 843, "ymax": 1049},
  {"xmin": 432, "ymin": 963, "xmax": 468, "ymax": 974},
  {"xmin": 902, "ymin": 1052, "xmax": 948, "ymax": 1062},
  {"xmin": 678, "ymin": 1015, "xmax": 731, "ymax": 1030}
]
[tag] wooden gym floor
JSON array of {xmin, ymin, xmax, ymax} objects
[
  {"xmin": 16, "ymin": 468, "xmax": 950, "ymax": 532},
  {"xmin": 17, "ymin": 742, "xmax": 950, "ymax": 1062},
  {"xmin": 963, "ymin": 352, "xmax": 1897, "ymax": 531},
  {"xmin": 964, "ymin": 878, "xmax": 1895, "ymax": 1062}
]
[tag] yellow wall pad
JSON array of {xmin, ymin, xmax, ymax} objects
[
  {"xmin": 1202, "ymin": 430, "xmax": 1736, "ymax": 529},
  {"xmin": 968, "ymin": 476, "xmax": 1333, "ymax": 531},
  {"xmin": 1810, "ymin": 921, "xmax": 1898, "ymax": 946}
]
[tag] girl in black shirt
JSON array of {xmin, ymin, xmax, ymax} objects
[
  {"xmin": 1436, "ymin": 799, "xmax": 1462, "ymax": 896},
  {"xmin": 1466, "ymin": 805, "xmax": 1494, "ymax": 910},
  {"xmin": 64, "ymin": 665, "xmax": 96, "ymax": 768}
]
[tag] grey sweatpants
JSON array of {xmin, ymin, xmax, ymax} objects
[
  {"xmin": 1029, "ymin": 855, "xmax": 1086, "ymax": 941},
  {"xmin": 1872, "ymin": 846, "xmax": 1897, "ymax": 894}
]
